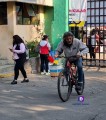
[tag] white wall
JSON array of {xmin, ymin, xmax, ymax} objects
[
  {"xmin": 14, "ymin": 25, "xmax": 35, "ymax": 42},
  {"xmin": 0, "ymin": 25, "xmax": 13, "ymax": 60}
]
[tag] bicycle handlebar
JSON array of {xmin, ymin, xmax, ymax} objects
[
  {"xmin": 57, "ymin": 55, "xmax": 79, "ymax": 62},
  {"xmin": 57, "ymin": 55, "xmax": 77, "ymax": 58}
]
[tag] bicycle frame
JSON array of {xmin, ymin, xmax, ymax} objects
[{"xmin": 65, "ymin": 59, "xmax": 77, "ymax": 85}]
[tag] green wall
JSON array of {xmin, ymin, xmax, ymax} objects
[
  {"xmin": 44, "ymin": 7, "xmax": 54, "ymax": 44},
  {"xmin": 51, "ymin": 0, "xmax": 69, "ymax": 49},
  {"xmin": 44, "ymin": 0, "xmax": 68, "ymax": 50}
]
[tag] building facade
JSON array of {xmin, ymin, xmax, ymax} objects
[
  {"xmin": 0, "ymin": 0, "xmax": 69, "ymax": 62},
  {"xmin": 0, "ymin": 0, "xmax": 53, "ymax": 61}
]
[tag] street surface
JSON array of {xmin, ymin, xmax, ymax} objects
[{"xmin": 0, "ymin": 67, "xmax": 106, "ymax": 120}]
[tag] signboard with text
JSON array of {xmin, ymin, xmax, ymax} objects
[{"xmin": 69, "ymin": 0, "xmax": 87, "ymax": 27}]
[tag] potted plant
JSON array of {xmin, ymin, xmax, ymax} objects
[
  {"xmin": 26, "ymin": 39, "xmax": 39, "ymax": 58},
  {"xmin": 25, "ymin": 39, "xmax": 41, "ymax": 73}
]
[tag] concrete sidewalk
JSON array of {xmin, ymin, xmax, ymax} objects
[{"xmin": 0, "ymin": 67, "xmax": 106, "ymax": 120}]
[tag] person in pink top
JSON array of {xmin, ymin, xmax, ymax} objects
[
  {"xmin": 39, "ymin": 35, "xmax": 51, "ymax": 75},
  {"xmin": 9, "ymin": 35, "xmax": 29, "ymax": 84}
]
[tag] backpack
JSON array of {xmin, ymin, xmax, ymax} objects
[
  {"xmin": 25, "ymin": 45, "xmax": 29, "ymax": 60},
  {"xmin": 15, "ymin": 44, "xmax": 29, "ymax": 60}
]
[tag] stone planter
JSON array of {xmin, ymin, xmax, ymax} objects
[
  {"xmin": 24, "ymin": 60, "xmax": 32, "ymax": 74},
  {"xmin": 29, "ymin": 57, "xmax": 40, "ymax": 74}
]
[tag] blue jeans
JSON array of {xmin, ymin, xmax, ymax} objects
[{"xmin": 74, "ymin": 57, "xmax": 84, "ymax": 83}]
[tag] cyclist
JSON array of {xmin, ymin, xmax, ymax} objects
[{"xmin": 55, "ymin": 32, "xmax": 89, "ymax": 90}]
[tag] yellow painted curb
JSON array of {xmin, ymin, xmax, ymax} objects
[{"xmin": 0, "ymin": 73, "xmax": 14, "ymax": 78}]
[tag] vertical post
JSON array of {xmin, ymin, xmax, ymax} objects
[
  {"xmin": 66, "ymin": 0, "xmax": 69, "ymax": 31},
  {"xmin": 52, "ymin": 0, "xmax": 69, "ymax": 49}
]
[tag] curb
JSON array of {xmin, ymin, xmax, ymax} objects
[
  {"xmin": 0, "ymin": 68, "xmax": 31, "ymax": 78},
  {"xmin": 0, "ymin": 73, "xmax": 14, "ymax": 78}
]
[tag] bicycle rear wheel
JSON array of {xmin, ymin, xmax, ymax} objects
[{"xmin": 57, "ymin": 70, "xmax": 72, "ymax": 102}]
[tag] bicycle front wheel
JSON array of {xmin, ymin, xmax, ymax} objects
[{"xmin": 57, "ymin": 70, "xmax": 72, "ymax": 102}]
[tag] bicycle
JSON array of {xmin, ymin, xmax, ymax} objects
[{"xmin": 57, "ymin": 56, "xmax": 85, "ymax": 102}]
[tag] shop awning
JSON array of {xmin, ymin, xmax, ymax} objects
[{"xmin": 0, "ymin": 0, "xmax": 53, "ymax": 6}]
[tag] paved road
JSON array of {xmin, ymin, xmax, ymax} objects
[{"xmin": 0, "ymin": 67, "xmax": 106, "ymax": 120}]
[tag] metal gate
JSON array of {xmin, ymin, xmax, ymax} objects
[{"xmin": 70, "ymin": 0, "xmax": 106, "ymax": 67}]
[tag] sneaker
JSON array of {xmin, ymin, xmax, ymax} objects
[
  {"xmin": 21, "ymin": 79, "xmax": 29, "ymax": 83},
  {"xmin": 45, "ymin": 72, "xmax": 50, "ymax": 75},
  {"xmin": 76, "ymin": 83, "xmax": 83, "ymax": 90},
  {"xmin": 11, "ymin": 80, "xmax": 17, "ymax": 85},
  {"xmin": 76, "ymin": 85, "xmax": 81, "ymax": 90},
  {"xmin": 41, "ymin": 72, "xmax": 45, "ymax": 75}
]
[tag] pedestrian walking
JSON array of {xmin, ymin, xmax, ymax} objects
[{"xmin": 9, "ymin": 35, "xmax": 29, "ymax": 84}]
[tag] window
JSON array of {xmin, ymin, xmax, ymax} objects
[
  {"xmin": 0, "ymin": 2, "xmax": 7, "ymax": 25},
  {"xmin": 16, "ymin": 2, "xmax": 39, "ymax": 25}
]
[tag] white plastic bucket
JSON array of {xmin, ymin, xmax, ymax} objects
[{"xmin": 49, "ymin": 65, "xmax": 63, "ymax": 77}]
